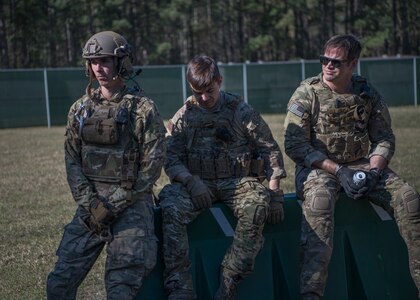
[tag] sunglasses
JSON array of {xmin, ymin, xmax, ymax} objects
[{"xmin": 319, "ymin": 55, "xmax": 348, "ymax": 68}]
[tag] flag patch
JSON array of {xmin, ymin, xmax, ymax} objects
[{"xmin": 289, "ymin": 103, "xmax": 305, "ymax": 118}]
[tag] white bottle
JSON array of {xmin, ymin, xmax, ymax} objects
[{"xmin": 353, "ymin": 171, "xmax": 366, "ymax": 186}]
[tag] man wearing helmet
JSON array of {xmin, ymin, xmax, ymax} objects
[{"xmin": 47, "ymin": 31, "xmax": 167, "ymax": 299}]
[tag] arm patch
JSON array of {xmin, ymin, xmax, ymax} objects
[{"xmin": 289, "ymin": 103, "xmax": 306, "ymax": 118}]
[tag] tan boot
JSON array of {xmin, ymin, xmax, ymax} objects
[{"xmin": 214, "ymin": 269, "xmax": 240, "ymax": 300}]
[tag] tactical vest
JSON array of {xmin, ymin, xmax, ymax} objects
[
  {"xmin": 76, "ymin": 90, "xmax": 142, "ymax": 189},
  {"xmin": 183, "ymin": 93, "xmax": 256, "ymax": 180},
  {"xmin": 308, "ymin": 76, "xmax": 373, "ymax": 163}
]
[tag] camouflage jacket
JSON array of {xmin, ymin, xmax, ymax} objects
[
  {"xmin": 165, "ymin": 91, "xmax": 286, "ymax": 181},
  {"xmin": 284, "ymin": 73, "xmax": 395, "ymax": 168},
  {"xmin": 64, "ymin": 86, "xmax": 166, "ymax": 209}
]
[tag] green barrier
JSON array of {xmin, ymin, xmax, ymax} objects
[
  {"xmin": 0, "ymin": 58, "xmax": 418, "ymax": 129},
  {"xmin": 136, "ymin": 193, "xmax": 418, "ymax": 300},
  {"xmin": 247, "ymin": 63, "xmax": 302, "ymax": 114},
  {"xmin": 361, "ymin": 58, "xmax": 415, "ymax": 107},
  {"xmin": 0, "ymin": 70, "xmax": 46, "ymax": 128}
]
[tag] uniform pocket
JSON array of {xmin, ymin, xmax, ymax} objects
[{"xmin": 107, "ymin": 227, "xmax": 158, "ymax": 272}]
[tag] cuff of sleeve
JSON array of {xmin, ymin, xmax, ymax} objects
[
  {"xmin": 368, "ymin": 150, "xmax": 392, "ymax": 163},
  {"xmin": 165, "ymin": 165, "xmax": 191, "ymax": 181},
  {"xmin": 266, "ymin": 168, "xmax": 287, "ymax": 181},
  {"xmin": 178, "ymin": 173, "xmax": 193, "ymax": 185},
  {"xmin": 304, "ymin": 151, "xmax": 328, "ymax": 168}
]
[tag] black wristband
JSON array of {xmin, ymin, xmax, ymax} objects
[
  {"xmin": 269, "ymin": 189, "xmax": 284, "ymax": 203},
  {"xmin": 334, "ymin": 164, "xmax": 343, "ymax": 175},
  {"xmin": 369, "ymin": 168, "xmax": 383, "ymax": 178}
]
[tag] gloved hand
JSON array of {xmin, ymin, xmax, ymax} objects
[
  {"xmin": 335, "ymin": 166, "xmax": 361, "ymax": 199},
  {"xmin": 89, "ymin": 196, "xmax": 117, "ymax": 228},
  {"xmin": 184, "ymin": 175, "xmax": 214, "ymax": 209},
  {"xmin": 268, "ymin": 189, "xmax": 285, "ymax": 224},
  {"xmin": 357, "ymin": 168, "xmax": 383, "ymax": 197}
]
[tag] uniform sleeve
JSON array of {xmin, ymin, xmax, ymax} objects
[
  {"xmin": 284, "ymin": 83, "xmax": 329, "ymax": 168},
  {"xmin": 163, "ymin": 106, "xmax": 191, "ymax": 181},
  {"xmin": 367, "ymin": 88, "xmax": 395, "ymax": 162},
  {"xmin": 64, "ymin": 98, "xmax": 96, "ymax": 209},
  {"xmin": 132, "ymin": 99, "xmax": 167, "ymax": 192},
  {"xmin": 237, "ymin": 103, "xmax": 286, "ymax": 180}
]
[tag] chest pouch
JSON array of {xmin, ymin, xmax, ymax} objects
[{"xmin": 82, "ymin": 117, "xmax": 119, "ymax": 145}]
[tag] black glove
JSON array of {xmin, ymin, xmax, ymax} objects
[
  {"xmin": 268, "ymin": 189, "xmax": 285, "ymax": 224},
  {"xmin": 184, "ymin": 175, "xmax": 214, "ymax": 209},
  {"xmin": 335, "ymin": 166, "xmax": 362, "ymax": 199},
  {"xmin": 357, "ymin": 168, "xmax": 383, "ymax": 197},
  {"xmin": 89, "ymin": 197, "xmax": 117, "ymax": 228}
]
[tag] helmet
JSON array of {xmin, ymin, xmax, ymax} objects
[{"xmin": 82, "ymin": 31, "xmax": 133, "ymax": 78}]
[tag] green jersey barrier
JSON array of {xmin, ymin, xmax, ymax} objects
[{"xmin": 136, "ymin": 193, "xmax": 417, "ymax": 300}]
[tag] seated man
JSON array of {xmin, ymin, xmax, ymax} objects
[
  {"xmin": 284, "ymin": 34, "xmax": 420, "ymax": 300},
  {"xmin": 159, "ymin": 55, "xmax": 287, "ymax": 300}
]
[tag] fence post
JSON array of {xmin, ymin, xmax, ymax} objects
[
  {"xmin": 243, "ymin": 63, "xmax": 248, "ymax": 103},
  {"xmin": 300, "ymin": 59, "xmax": 305, "ymax": 81},
  {"xmin": 43, "ymin": 68, "xmax": 51, "ymax": 128},
  {"xmin": 414, "ymin": 57, "xmax": 417, "ymax": 106},
  {"xmin": 182, "ymin": 65, "xmax": 187, "ymax": 103}
]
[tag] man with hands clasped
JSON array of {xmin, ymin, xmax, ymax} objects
[{"xmin": 284, "ymin": 34, "xmax": 420, "ymax": 299}]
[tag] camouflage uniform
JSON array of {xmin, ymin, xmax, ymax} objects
[
  {"xmin": 47, "ymin": 87, "xmax": 166, "ymax": 299},
  {"xmin": 284, "ymin": 73, "xmax": 420, "ymax": 297},
  {"xmin": 159, "ymin": 91, "xmax": 286, "ymax": 298}
]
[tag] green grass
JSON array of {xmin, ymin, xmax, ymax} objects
[{"xmin": 0, "ymin": 106, "xmax": 419, "ymax": 299}]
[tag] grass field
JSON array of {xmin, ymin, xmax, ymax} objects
[{"xmin": 0, "ymin": 106, "xmax": 419, "ymax": 299}]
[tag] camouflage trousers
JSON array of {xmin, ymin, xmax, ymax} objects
[
  {"xmin": 46, "ymin": 197, "xmax": 158, "ymax": 300},
  {"xmin": 296, "ymin": 159, "xmax": 420, "ymax": 297},
  {"xmin": 158, "ymin": 177, "xmax": 270, "ymax": 297}
]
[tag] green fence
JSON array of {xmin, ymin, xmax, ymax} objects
[
  {"xmin": 135, "ymin": 193, "xmax": 418, "ymax": 300},
  {"xmin": 0, "ymin": 57, "xmax": 418, "ymax": 128}
]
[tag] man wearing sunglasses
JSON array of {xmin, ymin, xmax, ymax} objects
[{"xmin": 284, "ymin": 34, "xmax": 420, "ymax": 300}]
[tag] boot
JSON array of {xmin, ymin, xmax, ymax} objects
[
  {"xmin": 168, "ymin": 289, "xmax": 197, "ymax": 300},
  {"xmin": 214, "ymin": 269, "xmax": 240, "ymax": 300},
  {"xmin": 301, "ymin": 292, "xmax": 321, "ymax": 300}
]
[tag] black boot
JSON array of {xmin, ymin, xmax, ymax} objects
[
  {"xmin": 214, "ymin": 269, "xmax": 240, "ymax": 300},
  {"xmin": 301, "ymin": 292, "xmax": 321, "ymax": 300},
  {"xmin": 168, "ymin": 289, "xmax": 197, "ymax": 300}
]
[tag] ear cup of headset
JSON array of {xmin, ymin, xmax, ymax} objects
[
  {"xmin": 119, "ymin": 56, "xmax": 133, "ymax": 77},
  {"xmin": 115, "ymin": 45, "xmax": 133, "ymax": 77}
]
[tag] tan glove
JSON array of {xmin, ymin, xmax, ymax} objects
[
  {"xmin": 89, "ymin": 197, "xmax": 116, "ymax": 228},
  {"xmin": 268, "ymin": 189, "xmax": 284, "ymax": 224},
  {"xmin": 184, "ymin": 175, "xmax": 214, "ymax": 209}
]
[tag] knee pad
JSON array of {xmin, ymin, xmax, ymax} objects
[
  {"xmin": 158, "ymin": 184, "xmax": 177, "ymax": 202},
  {"xmin": 309, "ymin": 190, "xmax": 333, "ymax": 214},
  {"xmin": 159, "ymin": 184, "xmax": 195, "ymax": 223},
  {"xmin": 400, "ymin": 186, "xmax": 420, "ymax": 218},
  {"xmin": 158, "ymin": 184, "xmax": 186, "ymax": 208},
  {"xmin": 253, "ymin": 204, "xmax": 268, "ymax": 226}
]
